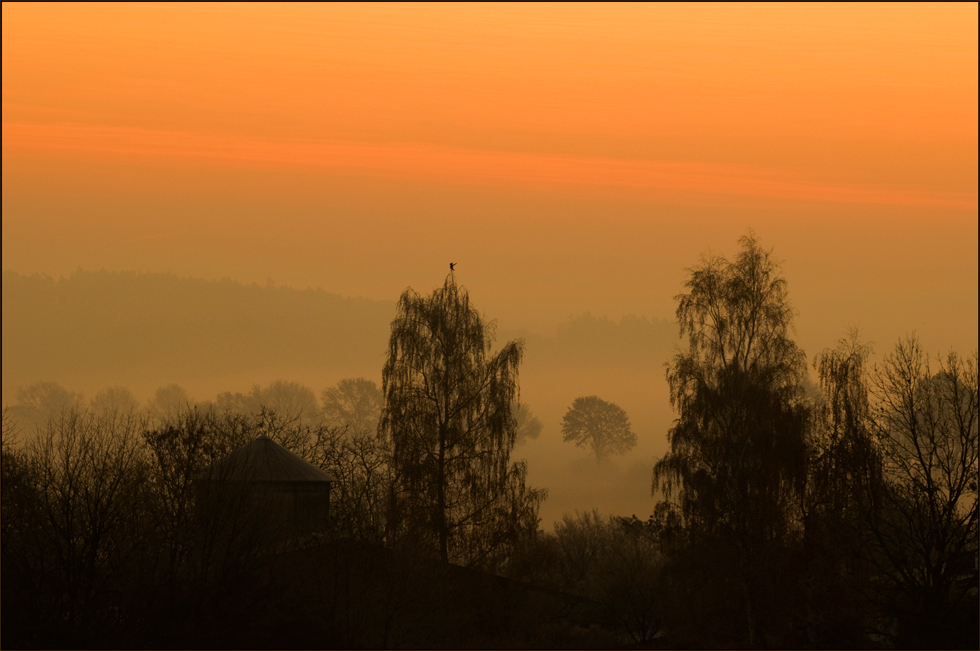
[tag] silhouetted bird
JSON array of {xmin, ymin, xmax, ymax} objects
[{"xmin": 450, "ymin": 262, "xmax": 456, "ymax": 271}]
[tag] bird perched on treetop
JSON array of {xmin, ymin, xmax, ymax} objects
[{"xmin": 450, "ymin": 262, "xmax": 456, "ymax": 271}]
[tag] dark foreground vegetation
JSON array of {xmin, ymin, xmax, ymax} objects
[{"xmin": 2, "ymin": 235, "xmax": 977, "ymax": 648}]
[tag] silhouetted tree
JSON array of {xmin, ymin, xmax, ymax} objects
[
  {"xmin": 0, "ymin": 408, "xmax": 28, "ymax": 588},
  {"xmin": 652, "ymin": 233, "xmax": 808, "ymax": 646},
  {"xmin": 869, "ymin": 336, "xmax": 978, "ymax": 647},
  {"xmin": 561, "ymin": 396, "xmax": 636, "ymax": 462},
  {"xmin": 506, "ymin": 509, "xmax": 664, "ymax": 644},
  {"xmin": 321, "ymin": 377, "xmax": 383, "ymax": 434},
  {"xmin": 141, "ymin": 407, "xmax": 246, "ymax": 598},
  {"xmin": 1, "ymin": 406, "xmax": 150, "ymax": 647},
  {"xmin": 380, "ymin": 273, "xmax": 545, "ymax": 567},
  {"xmin": 801, "ymin": 333, "xmax": 883, "ymax": 645},
  {"xmin": 305, "ymin": 425, "xmax": 392, "ymax": 543}
]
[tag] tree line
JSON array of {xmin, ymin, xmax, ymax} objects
[
  {"xmin": 1, "ymin": 235, "xmax": 976, "ymax": 648},
  {"xmin": 1, "ymin": 272, "xmax": 557, "ymax": 647},
  {"xmin": 500, "ymin": 235, "xmax": 976, "ymax": 648},
  {"xmin": 645, "ymin": 233, "xmax": 977, "ymax": 647}
]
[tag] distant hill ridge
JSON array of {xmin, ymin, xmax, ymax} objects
[
  {"xmin": 2, "ymin": 269, "xmax": 397, "ymax": 387},
  {"xmin": 3, "ymin": 269, "xmax": 678, "ymax": 394}
]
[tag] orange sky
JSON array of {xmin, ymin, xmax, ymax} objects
[{"xmin": 3, "ymin": 3, "xmax": 978, "ymax": 354}]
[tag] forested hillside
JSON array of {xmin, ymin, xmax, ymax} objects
[{"xmin": 2, "ymin": 270, "xmax": 396, "ymax": 397}]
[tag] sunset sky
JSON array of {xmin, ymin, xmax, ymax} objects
[{"xmin": 4, "ymin": 3, "xmax": 977, "ymax": 357}]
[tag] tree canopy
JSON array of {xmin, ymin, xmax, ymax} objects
[
  {"xmin": 321, "ymin": 377, "xmax": 383, "ymax": 434},
  {"xmin": 652, "ymin": 233, "xmax": 809, "ymax": 646},
  {"xmin": 380, "ymin": 273, "xmax": 545, "ymax": 567},
  {"xmin": 561, "ymin": 396, "xmax": 636, "ymax": 462},
  {"xmin": 869, "ymin": 337, "xmax": 979, "ymax": 645}
]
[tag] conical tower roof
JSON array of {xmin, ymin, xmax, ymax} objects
[{"xmin": 204, "ymin": 435, "xmax": 337, "ymax": 483}]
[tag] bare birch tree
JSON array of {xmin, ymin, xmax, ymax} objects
[{"xmin": 869, "ymin": 337, "xmax": 979, "ymax": 645}]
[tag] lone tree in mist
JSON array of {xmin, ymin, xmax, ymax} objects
[
  {"xmin": 561, "ymin": 396, "xmax": 636, "ymax": 463},
  {"xmin": 380, "ymin": 273, "xmax": 545, "ymax": 567},
  {"xmin": 652, "ymin": 233, "xmax": 808, "ymax": 646}
]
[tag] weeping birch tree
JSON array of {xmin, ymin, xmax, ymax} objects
[
  {"xmin": 652, "ymin": 233, "xmax": 809, "ymax": 646},
  {"xmin": 380, "ymin": 273, "xmax": 545, "ymax": 567}
]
